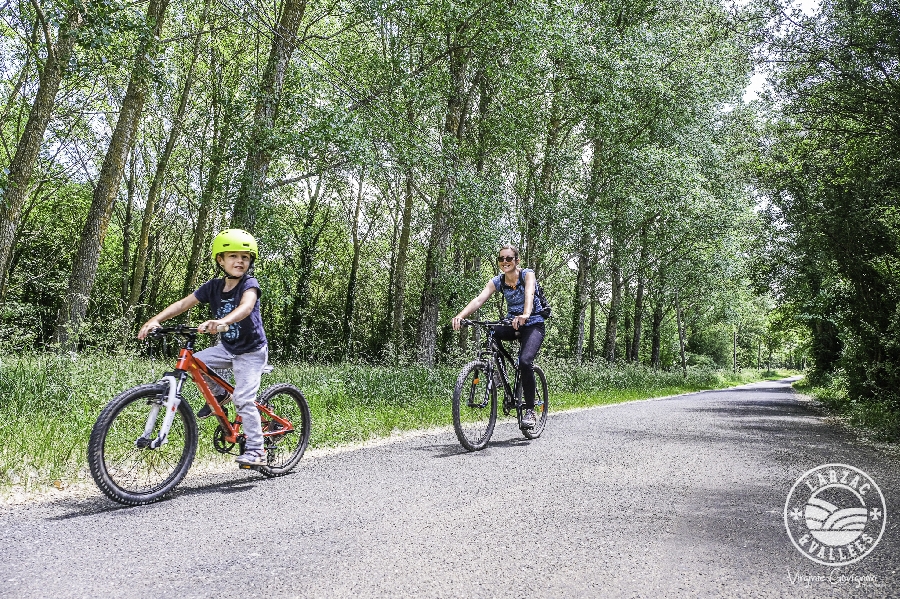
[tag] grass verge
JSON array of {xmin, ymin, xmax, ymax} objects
[
  {"xmin": 793, "ymin": 376, "xmax": 900, "ymax": 443},
  {"xmin": 0, "ymin": 352, "xmax": 793, "ymax": 500}
]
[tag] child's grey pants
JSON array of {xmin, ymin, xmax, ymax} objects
[{"xmin": 194, "ymin": 343, "xmax": 268, "ymax": 452}]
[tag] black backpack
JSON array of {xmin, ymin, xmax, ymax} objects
[{"xmin": 499, "ymin": 269, "xmax": 552, "ymax": 319}]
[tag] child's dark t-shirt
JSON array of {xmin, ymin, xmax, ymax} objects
[{"xmin": 194, "ymin": 276, "xmax": 267, "ymax": 355}]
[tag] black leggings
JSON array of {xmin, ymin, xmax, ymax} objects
[{"xmin": 494, "ymin": 322, "xmax": 545, "ymax": 408}]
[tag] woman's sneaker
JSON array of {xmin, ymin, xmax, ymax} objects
[
  {"xmin": 521, "ymin": 409, "xmax": 536, "ymax": 429},
  {"xmin": 197, "ymin": 392, "xmax": 232, "ymax": 419},
  {"xmin": 235, "ymin": 449, "xmax": 267, "ymax": 467}
]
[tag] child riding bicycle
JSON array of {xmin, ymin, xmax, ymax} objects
[{"xmin": 137, "ymin": 228, "xmax": 269, "ymax": 467}]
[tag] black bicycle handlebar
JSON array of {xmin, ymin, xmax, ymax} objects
[
  {"xmin": 149, "ymin": 323, "xmax": 230, "ymax": 338},
  {"xmin": 459, "ymin": 318, "xmax": 515, "ymax": 328},
  {"xmin": 150, "ymin": 324, "xmax": 199, "ymax": 338}
]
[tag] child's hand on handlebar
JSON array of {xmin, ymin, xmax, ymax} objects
[
  {"xmin": 198, "ymin": 320, "xmax": 229, "ymax": 334},
  {"xmin": 137, "ymin": 320, "xmax": 161, "ymax": 340}
]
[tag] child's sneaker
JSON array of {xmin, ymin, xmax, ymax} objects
[
  {"xmin": 197, "ymin": 392, "xmax": 232, "ymax": 419},
  {"xmin": 235, "ymin": 449, "xmax": 267, "ymax": 467}
]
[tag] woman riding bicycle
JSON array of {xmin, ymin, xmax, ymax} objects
[{"xmin": 451, "ymin": 244, "xmax": 546, "ymax": 428}]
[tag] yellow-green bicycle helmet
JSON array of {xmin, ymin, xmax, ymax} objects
[{"xmin": 211, "ymin": 229, "xmax": 258, "ymax": 262}]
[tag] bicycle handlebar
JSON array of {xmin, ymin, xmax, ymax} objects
[
  {"xmin": 149, "ymin": 323, "xmax": 229, "ymax": 338},
  {"xmin": 150, "ymin": 324, "xmax": 197, "ymax": 338},
  {"xmin": 459, "ymin": 318, "xmax": 515, "ymax": 328}
]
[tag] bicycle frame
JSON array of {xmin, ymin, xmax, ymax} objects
[
  {"xmin": 474, "ymin": 322, "xmax": 521, "ymax": 409},
  {"xmin": 143, "ymin": 326, "xmax": 292, "ymax": 448}
]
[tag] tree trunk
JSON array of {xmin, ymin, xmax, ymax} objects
[
  {"xmin": 630, "ymin": 225, "xmax": 649, "ymax": 363},
  {"xmin": 587, "ymin": 290, "xmax": 597, "ymax": 360},
  {"xmin": 146, "ymin": 236, "xmax": 163, "ymax": 314},
  {"xmin": 457, "ymin": 73, "xmax": 491, "ymax": 355},
  {"xmin": 0, "ymin": 6, "xmax": 82, "ymax": 301},
  {"xmin": 231, "ymin": 0, "xmax": 307, "ymax": 231},
  {"xmin": 54, "ymin": 0, "xmax": 170, "ymax": 347},
  {"xmin": 182, "ymin": 120, "xmax": 224, "ymax": 297},
  {"xmin": 676, "ymin": 291, "xmax": 687, "ymax": 377},
  {"xmin": 183, "ymin": 45, "xmax": 231, "ymax": 298},
  {"xmin": 389, "ymin": 169, "xmax": 415, "ymax": 353},
  {"xmin": 121, "ymin": 154, "xmax": 136, "ymax": 302},
  {"xmin": 342, "ymin": 171, "xmax": 365, "ymax": 355},
  {"xmin": 622, "ymin": 300, "xmax": 633, "ymax": 363},
  {"xmin": 457, "ymin": 253, "xmax": 477, "ymax": 354},
  {"xmin": 603, "ymin": 257, "xmax": 622, "ymax": 363},
  {"xmin": 129, "ymin": 2, "xmax": 207, "ymax": 312},
  {"xmin": 733, "ymin": 328, "xmax": 738, "ymax": 373},
  {"xmin": 570, "ymin": 136, "xmax": 604, "ymax": 362},
  {"xmin": 287, "ymin": 177, "xmax": 326, "ymax": 351},
  {"xmin": 650, "ymin": 304, "xmax": 663, "ymax": 369},
  {"xmin": 570, "ymin": 253, "xmax": 589, "ymax": 364},
  {"xmin": 527, "ymin": 75, "xmax": 563, "ymax": 278},
  {"xmin": 415, "ymin": 38, "xmax": 469, "ymax": 366}
]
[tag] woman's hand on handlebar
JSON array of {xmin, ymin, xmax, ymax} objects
[
  {"xmin": 512, "ymin": 315, "xmax": 528, "ymax": 330},
  {"xmin": 451, "ymin": 316, "xmax": 466, "ymax": 331}
]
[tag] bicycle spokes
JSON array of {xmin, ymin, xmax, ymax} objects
[
  {"xmin": 452, "ymin": 360, "xmax": 498, "ymax": 451},
  {"xmin": 255, "ymin": 384, "xmax": 311, "ymax": 477}
]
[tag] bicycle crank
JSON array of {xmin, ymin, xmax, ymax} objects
[{"xmin": 212, "ymin": 426, "xmax": 236, "ymax": 454}]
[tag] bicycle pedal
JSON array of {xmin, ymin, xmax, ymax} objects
[{"xmin": 238, "ymin": 463, "xmax": 263, "ymax": 471}]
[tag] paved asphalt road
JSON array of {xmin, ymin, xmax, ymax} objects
[{"xmin": 1, "ymin": 378, "xmax": 897, "ymax": 598}]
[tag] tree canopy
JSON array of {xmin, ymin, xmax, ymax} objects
[{"xmin": 0, "ymin": 0, "xmax": 820, "ymax": 380}]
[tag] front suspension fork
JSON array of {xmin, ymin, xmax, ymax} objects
[{"xmin": 138, "ymin": 374, "xmax": 183, "ymax": 449}]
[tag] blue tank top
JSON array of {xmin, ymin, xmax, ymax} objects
[{"xmin": 491, "ymin": 268, "xmax": 545, "ymax": 326}]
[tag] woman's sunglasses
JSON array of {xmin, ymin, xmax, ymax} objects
[{"xmin": 497, "ymin": 256, "xmax": 516, "ymax": 263}]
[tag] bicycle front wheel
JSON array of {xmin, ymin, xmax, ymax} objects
[
  {"xmin": 87, "ymin": 384, "xmax": 198, "ymax": 505},
  {"xmin": 522, "ymin": 365, "xmax": 549, "ymax": 439},
  {"xmin": 452, "ymin": 360, "xmax": 497, "ymax": 451},
  {"xmin": 256, "ymin": 383, "xmax": 311, "ymax": 477}
]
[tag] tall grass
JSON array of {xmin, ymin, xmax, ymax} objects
[
  {"xmin": 794, "ymin": 372, "xmax": 900, "ymax": 442},
  {"xmin": 0, "ymin": 352, "xmax": 782, "ymax": 492}
]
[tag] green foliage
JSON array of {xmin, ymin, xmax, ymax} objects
[
  {"xmin": 795, "ymin": 373, "xmax": 900, "ymax": 442},
  {"xmin": 756, "ymin": 0, "xmax": 900, "ymax": 413},
  {"xmin": 0, "ymin": 0, "xmax": 786, "ymax": 374}
]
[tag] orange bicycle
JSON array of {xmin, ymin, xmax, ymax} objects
[{"xmin": 87, "ymin": 324, "xmax": 311, "ymax": 505}]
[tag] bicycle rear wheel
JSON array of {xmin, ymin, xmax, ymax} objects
[
  {"xmin": 256, "ymin": 383, "xmax": 311, "ymax": 477},
  {"xmin": 522, "ymin": 365, "xmax": 549, "ymax": 439},
  {"xmin": 87, "ymin": 383, "xmax": 198, "ymax": 505},
  {"xmin": 452, "ymin": 360, "xmax": 497, "ymax": 451}
]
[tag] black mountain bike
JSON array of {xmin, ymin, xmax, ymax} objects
[{"xmin": 452, "ymin": 319, "xmax": 548, "ymax": 451}]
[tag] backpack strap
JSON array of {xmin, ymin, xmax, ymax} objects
[{"xmin": 500, "ymin": 268, "xmax": 526, "ymax": 291}]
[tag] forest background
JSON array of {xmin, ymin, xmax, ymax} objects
[{"xmin": 1, "ymin": 0, "xmax": 898, "ymax": 460}]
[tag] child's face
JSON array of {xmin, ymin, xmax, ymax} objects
[{"xmin": 217, "ymin": 251, "xmax": 252, "ymax": 277}]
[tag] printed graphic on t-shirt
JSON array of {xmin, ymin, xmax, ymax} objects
[{"xmin": 216, "ymin": 295, "xmax": 239, "ymax": 342}]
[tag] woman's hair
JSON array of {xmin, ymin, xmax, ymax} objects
[{"xmin": 498, "ymin": 244, "xmax": 520, "ymax": 259}]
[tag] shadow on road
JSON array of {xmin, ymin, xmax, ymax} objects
[
  {"xmin": 686, "ymin": 398, "xmax": 813, "ymax": 417},
  {"xmin": 45, "ymin": 475, "xmax": 261, "ymax": 521},
  {"xmin": 422, "ymin": 434, "xmax": 536, "ymax": 459}
]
